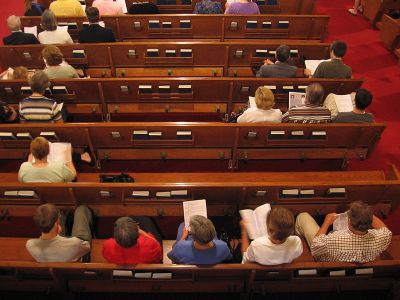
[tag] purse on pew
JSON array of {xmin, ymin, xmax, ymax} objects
[{"xmin": 99, "ymin": 173, "xmax": 134, "ymax": 183}]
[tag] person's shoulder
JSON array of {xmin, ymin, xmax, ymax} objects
[{"xmin": 19, "ymin": 161, "xmax": 31, "ymax": 170}]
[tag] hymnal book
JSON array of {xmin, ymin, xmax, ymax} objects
[
  {"xmin": 334, "ymin": 94, "xmax": 353, "ymax": 113},
  {"xmin": 183, "ymin": 199, "xmax": 207, "ymax": 229},
  {"xmin": 305, "ymin": 59, "xmax": 330, "ymax": 75},
  {"xmin": 288, "ymin": 92, "xmax": 306, "ymax": 108},
  {"xmin": 116, "ymin": 0, "xmax": 128, "ymax": 13},
  {"xmin": 56, "ymin": 25, "xmax": 68, "ymax": 32},
  {"xmin": 333, "ymin": 212, "xmax": 348, "ymax": 231},
  {"xmin": 239, "ymin": 203, "xmax": 271, "ymax": 240},
  {"xmin": 33, "ymin": 142, "xmax": 72, "ymax": 163},
  {"xmin": 23, "ymin": 26, "xmax": 37, "ymax": 37}
]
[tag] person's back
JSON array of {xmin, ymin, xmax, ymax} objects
[
  {"xmin": 257, "ymin": 62, "xmax": 297, "ymax": 78},
  {"xmin": 50, "ymin": 0, "xmax": 85, "ymax": 16},
  {"xmin": 334, "ymin": 111, "xmax": 374, "ymax": 123},
  {"xmin": 225, "ymin": 1, "xmax": 260, "ymax": 14},
  {"xmin": 3, "ymin": 15, "xmax": 39, "ymax": 45},
  {"xmin": 93, "ymin": 0, "xmax": 123, "ymax": 15},
  {"xmin": 128, "ymin": 2, "xmax": 159, "ymax": 14},
  {"xmin": 79, "ymin": 7, "xmax": 116, "ymax": 43},
  {"xmin": 333, "ymin": 88, "xmax": 374, "ymax": 123},
  {"xmin": 25, "ymin": 2, "xmax": 45, "ymax": 16},
  {"xmin": 44, "ymin": 64, "xmax": 78, "ymax": 79},
  {"xmin": 194, "ymin": 0, "xmax": 223, "ymax": 14},
  {"xmin": 38, "ymin": 9, "xmax": 73, "ymax": 44},
  {"xmin": 19, "ymin": 161, "xmax": 75, "ymax": 182}
]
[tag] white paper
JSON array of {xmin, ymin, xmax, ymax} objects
[
  {"xmin": 116, "ymin": 0, "xmax": 128, "ymax": 13},
  {"xmin": 289, "ymin": 92, "xmax": 306, "ymax": 108},
  {"xmin": 47, "ymin": 142, "xmax": 72, "ymax": 163},
  {"xmin": 305, "ymin": 59, "xmax": 330, "ymax": 75},
  {"xmin": 24, "ymin": 26, "xmax": 38, "ymax": 37},
  {"xmin": 248, "ymin": 96, "xmax": 256, "ymax": 108},
  {"xmin": 183, "ymin": 199, "xmax": 207, "ymax": 229},
  {"xmin": 334, "ymin": 94, "xmax": 353, "ymax": 113},
  {"xmin": 81, "ymin": 4, "xmax": 86, "ymax": 11},
  {"xmin": 57, "ymin": 26, "xmax": 69, "ymax": 32},
  {"xmin": 239, "ymin": 203, "xmax": 271, "ymax": 240},
  {"xmin": 333, "ymin": 212, "xmax": 348, "ymax": 231},
  {"xmin": 99, "ymin": 21, "xmax": 105, "ymax": 28}
]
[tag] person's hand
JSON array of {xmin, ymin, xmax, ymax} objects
[
  {"xmin": 304, "ymin": 68, "xmax": 312, "ymax": 77},
  {"xmin": 324, "ymin": 213, "xmax": 337, "ymax": 225},
  {"xmin": 264, "ymin": 59, "xmax": 274, "ymax": 65},
  {"xmin": 180, "ymin": 227, "xmax": 190, "ymax": 240}
]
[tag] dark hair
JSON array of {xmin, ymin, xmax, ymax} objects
[
  {"xmin": 41, "ymin": 9, "xmax": 57, "ymax": 31},
  {"xmin": 29, "ymin": 70, "xmax": 50, "ymax": 94},
  {"xmin": 355, "ymin": 88, "xmax": 373, "ymax": 110},
  {"xmin": 30, "ymin": 136, "xmax": 50, "ymax": 160},
  {"xmin": 42, "ymin": 45, "xmax": 63, "ymax": 66},
  {"xmin": 0, "ymin": 102, "xmax": 13, "ymax": 122},
  {"xmin": 267, "ymin": 207, "xmax": 294, "ymax": 241},
  {"xmin": 114, "ymin": 217, "xmax": 139, "ymax": 248},
  {"xmin": 306, "ymin": 83, "xmax": 325, "ymax": 105},
  {"xmin": 33, "ymin": 204, "xmax": 60, "ymax": 233},
  {"xmin": 331, "ymin": 41, "xmax": 347, "ymax": 58},
  {"xmin": 348, "ymin": 201, "xmax": 373, "ymax": 232},
  {"xmin": 86, "ymin": 6, "xmax": 100, "ymax": 23},
  {"xmin": 276, "ymin": 45, "xmax": 290, "ymax": 63}
]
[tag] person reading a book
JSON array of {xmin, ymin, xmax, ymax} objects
[
  {"xmin": 102, "ymin": 216, "xmax": 162, "ymax": 264},
  {"xmin": 256, "ymin": 45, "xmax": 297, "ymax": 78},
  {"xmin": 237, "ymin": 87, "xmax": 282, "ymax": 123},
  {"xmin": 167, "ymin": 215, "xmax": 232, "ymax": 264},
  {"xmin": 295, "ymin": 201, "xmax": 392, "ymax": 263},
  {"xmin": 334, "ymin": 88, "xmax": 374, "ymax": 123},
  {"xmin": 42, "ymin": 45, "xmax": 79, "ymax": 79},
  {"xmin": 38, "ymin": 10, "xmax": 74, "ymax": 44},
  {"xmin": 26, "ymin": 203, "xmax": 92, "ymax": 262},
  {"xmin": 282, "ymin": 83, "xmax": 331, "ymax": 123},
  {"xmin": 241, "ymin": 207, "xmax": 303, "ymax": 265},
  {"xmin": 18, "ymin": 137, "xmax": 77, "ymax": 183}
]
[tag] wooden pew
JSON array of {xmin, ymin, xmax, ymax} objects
[
  {"xmin": 362, "ymin": 0, "xmax": 400, "ymax": 28},
  {"xmin": 380, "ymin": 14, "xmax": 400, "ymax": 51},
  {"xmin": 20, "ymin": 15, "xmax": 330, "ymax": 41},
  {"xmin": 0, "ymin": 41, "xmax": 331, "ymax": 78},
  {"xmin": 0, "ymin": 78, "xmax": 363, "ymax": 121}
]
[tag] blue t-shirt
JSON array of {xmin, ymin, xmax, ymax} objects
[{"xmin": 167, "ymin": 240, "xmax": 232, "ymax": 264}]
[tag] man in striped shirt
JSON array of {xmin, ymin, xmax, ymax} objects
[
  {"xmin": 295, "ymin": 201, "xmax": 392, "ymax": 263},
  {"xmin": 282, "ymin": 83, "xmax": 331, "ymax": 123},
  {"xmin": 19, "ymin": 71, "xmax": 62, "ymax": 123}
]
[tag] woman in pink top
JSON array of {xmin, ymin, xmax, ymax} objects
[
  {"xmin": 92, "ymin": 0, "xmax": 124, "ymax": 15},
  {"xmin": 225, "ymin": 0, "xmax": 260, "ymax": 14}
]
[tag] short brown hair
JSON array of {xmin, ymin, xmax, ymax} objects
[
  {"xmin": 348, "ymin": 201, "xmax": 373, "ymax": 232},
  {"xmin": 33, "ymin": 204, "xmax": 59, "ymax": 233},
  {"xmin": 30, "ymin": 137, "xmax": 50, "ymax": 160},
  {"xmin": 12, "ymin": 66, "xmax": 28, "ymax": 80},
  {"xmin": 40, "ymin": 9, "xmax": 57, "ymax": 31},
  {"xmin": 42, "ymin": 45, "xmax": 63, "ymax": 66},
  {"xmin": 255, "ymin": 87, "xmax": 275, "ymax": 110},
  {"xmin": 267, "ymin": 207, "xmax": 295, "ymax": 241},
  {"xmin": 86, "ymin": 6, "xmax": 100, "ymax": 23},
  {"xmin": 29, "ymin": 70, "xmax": 50, "ymax": 94}
]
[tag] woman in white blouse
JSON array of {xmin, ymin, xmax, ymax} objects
[
  {"xmin": 237, "ymin": 87, "xmax": 282, "ymax": 123},
  {"xmin": 38, "ymin": 9, "xmax": 73, "ymax": 44}
]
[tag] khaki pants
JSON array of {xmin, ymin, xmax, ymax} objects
[
  {"xmin": 295, "ymin": 212, "xmax": 320, "ymax": 248},
  {"xmin": 71, "ymin": 205, "xmax": 93, "ymax": 242}
]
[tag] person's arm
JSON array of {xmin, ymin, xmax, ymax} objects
[
  {"xmin": 179, "ymin": 227, "xmax": 190, "ymax": 241},
  {"xmin": 315, "ymin": 213, "xmax": 336, "ymax": 237},
  {"xmin": 371, "ymin": 215, "xmax": 387, "ymax": 230},
  {"xmin": 240, "ymin": 220, "xmax": 250, "ymax": 254},
  {"xmin": 64, "ymin": 160, "xmax": 77, "ymax": 181}
]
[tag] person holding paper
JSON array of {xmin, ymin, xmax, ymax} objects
[
  {"xmin": 49, "ymin": 0, "xmax": 85, "ymax": 17},
  {"xmin": 295, "ymin": 201, "xmax": 392, "ymax": 263},
  {"xmin": 334, "ymin": 88, "xmax": 374, "ymax": 123},
  {"xmin": 42, "ymin": 45, "xmax": 79, "ymax": 79},
  {"xmin": 237, "ymin": 87, "xmax": 282, "ymax": 123},
  {"xmin": 256, "ymin": 45, "xmax": 297, "ymax": 78},
  {"xmin": 241, "ymin": 207, "xmax": 303, "ymax": 265},
  {"xmin": 3, "ymin": 15, "xmax": 39, "ymax": 45},
  {"xmin": 93, "ymin": 0, "xmax": 124, "ymax": 15},
  {"xmin": 79, "ymin": 7, "xmax": 116, "ymax": 43},
  {"xmin": 167, "ymin": 215, "xmax": 232, "ymax": 264},
  {"xmin": 38, "ymin": 10, "xmax": 74, "ymax": 44},
  {"xmin": 102, "ymin": 216, "xmax": 162, "ymax": 264},
  {"xmin": 26, "ymin": 204, "xmax": 92, "ymax": 262},
  {"xmin": 18, "ymin": 137, "xmax": 77, "ymax": 183},
  {"xmin": 323, "ymin": 92, "xmax": 355, "ymax": 119}
]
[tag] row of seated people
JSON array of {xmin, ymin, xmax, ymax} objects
[{"xmin": 25, "ymin": 201, "xmax": 392, "ymax": 266}]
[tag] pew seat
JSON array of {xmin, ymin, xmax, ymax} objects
[{"xmin": 380, "ymin": 14, "xmax": 400, "ymax": 51}]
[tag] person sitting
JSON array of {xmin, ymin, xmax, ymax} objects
[
  {"xmin": 0, "ymin": 102, "xmax": 18, "ymax": 123},
  {"xmin": 93, "ymin": 0, "xmax": 124, "ymax": 15},
  {"xmin": 26, "ymin": 204, "xmax": 92, "ymax": 262},
  {"xmin": 323, "ymin": 92, "xmax": 356, "ymax": 120},
  {"xmin": 3, "ymin": 15, "xmax": 39, "ymax": 45},
  {"xmin": 305, "ymin": 41, "xmax": 352, "ymax": 79},
  {"xmin": 24, "ymin": 0, "xmax": 45, "ymax": 16},
  {"xmin": 194, "ymin": 0, "xmax": 223, "ymax": 14},
  {"xmin": 42, "ymin": 45, "xmax": 79, "ymax": 79},
  {"xmin": 18, "ymin": 137, "xmax": 77, "ymax": 183},
  {"xmin": 102, "ymin": 216, "xmax": 162, "ymax": 264},
  {"xmin": 295, "ymin": 201, "xmax": 392, "ymax": 263},
  {"xmin": 241, "ymin": 207, "xmax": 303, "ymax": 265},
  {"xmin": 334, "ymin": 88, "xmax": 374, "ymax": 123},
  {"xmin": 256, "ymin": 45, "xmax": 297, "ymax": 78},
  {"xmin": 282, "ymin": 83, "xmax": 331, "ymax": 123},
  {"xmin": 49, "ymin": 0, "xmax": 85, "ymax": 17},
  {"xmin": 128, "ymin": 1, "xmax": 159, "ymax": 14},
  {"xmin": 167, "ymin": 215, "xmax": 232, "ymax": 264},
  {"xmin": 225, "ymin": 0, "xmax": 260, "ymax": 14},
  {"xmin": 38, "ymin": 10, "xmax": 73, "ymax": 44},
  {"xmin": 237, "ymin": 87, "xmax": 282, "ymax": 123},
  {"xmin": 79, "ymin": 7, "xmax": 116, "ymax": 43},
  {"xmin": 0, "ymin": 66, "xmax": 29, "ymax": 80}
]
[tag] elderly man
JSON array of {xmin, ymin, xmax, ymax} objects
[
  {"xmin": 282, "ymin": 83, "xmax": 331, "ymax": 123},
  {"xmin": 295, "ymin": 201, "xmax": 392, "ymax": 263},
  {"xmin": 3, "ymin": 15, "xmax": 39, "ymax": 45}
]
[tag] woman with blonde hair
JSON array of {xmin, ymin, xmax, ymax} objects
[
  {"xmin": 38, "ymin": 10, "xmax": 73, "ymax": 44},
  {"xmin": 237, "ymin": 87, "xmax": 282, "ymax": 123}
]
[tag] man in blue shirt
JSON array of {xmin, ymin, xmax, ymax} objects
[{"xmin": 167, "ymin": 215, "xmax": 232, "ymax": 264}]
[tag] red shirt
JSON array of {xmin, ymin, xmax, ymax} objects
[{"xmin": 102, "ymin": 234, "xmax": 162, "ymax": 264}]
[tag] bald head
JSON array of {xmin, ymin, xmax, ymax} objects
[
  {"xmin": 7, "ymin": 15, "xmax": 21, "ymax": 32},
  {"xmin": 305, "ymin": 83, "xmax": 325, "ymax": 106}
]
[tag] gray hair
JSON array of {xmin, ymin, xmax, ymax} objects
[
  {"xmin": 306, "ymin": 83, "xmax": 325, "ymax": 106},
  {"xmin": 41, "ymin": 9, "xmax": 57, "ymax": 31},
  {"xmin": 7, "ymin": 15, "xmax": 21, "ymax": 31},
  {"xmin": 189, "ymin": 215, "xmax": 216, "ymax": 244}
]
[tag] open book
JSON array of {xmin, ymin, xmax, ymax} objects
[
  {"xmin": 305, "ymin": 59, "xmax": 330, "ymax": 75},
  {"xmin": 239, "ymin": 203, "xmax": 271, "ymax": 240},
  {"xmin": 288, "ymin": 92, "xmax": 306, "ymax": 108},
  {"xmin": 32, "ymin": 142, "xmax": 72, "ymax": 164},
  {"xmin": 334, "ymin": 94, "xmax": 353, "ymax": 113},
  {"xmin": 183, "ymin": 199, "xmax": 207, "ymax": 229},
  {"xmin": 333, "ymin": 212, "xmax": 349, "ymax": 231}
]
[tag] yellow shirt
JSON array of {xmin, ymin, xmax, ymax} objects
[{"xmin": 49, "ymin": 0, "xmax": 85, "ymax": 17}]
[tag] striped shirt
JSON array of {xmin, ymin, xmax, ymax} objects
[
  {"xmin": 311, "ymin": 227, "xmax": 392, "ymax": 263},
  {"xmin": 19, "ymin": 96, "xmax": 62, "ymax": 122},
  {"xmin": 282, "ymin": 104, "xmax": 331, "ymax": 124}
]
